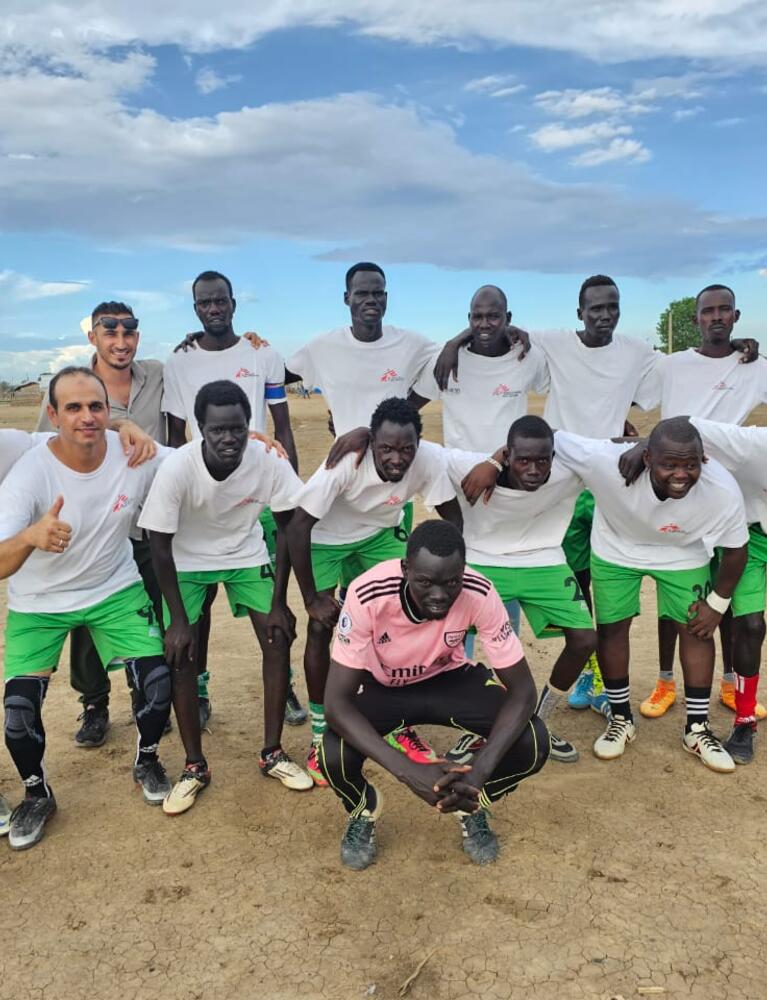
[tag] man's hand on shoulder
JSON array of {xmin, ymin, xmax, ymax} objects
[
  {"xmin": 173, "ymin": 331, "xmax": 203, "ymax": 353},
  {"xmin": 113, "ymin": 420, "xmax": 157, "ymax": 467},
  {"xmin": 731, "ymin": 338, "xmax": 760, "ymax": 364}
]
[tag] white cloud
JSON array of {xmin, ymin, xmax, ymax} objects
[
  {"xmin": 673, "ymin": 105, "xmax": 704, "ymax": 121},
  {"xmin": 759, "ymin": 268, "xmax": 767, "ymax": 277},
  {"xmin": 530, "ymin": 121, "xmax": 633, "ymax": 151},
  {"xmin": 716, "ymin": 116, "xmax": 745, "ymax": 126},
  {"xmin": 0, "ymin": 270, "xmax": 90, "ymax": 301},
  {"xmin": 0, "ymin": 39, "xmax": 763, "ymax": 279},
  {"xmin": 195, "ymin": 67, "xmax": 241, "ymax": 95},
  {"xmin": 535, "ymin": 87, "xmax": 647, "ymax": 119},
  {"xmin": 465, "ymin": 75, "xmax": 525, "ymax": 99},
  {"xmin": 572, "ymin": 138, "xmax": 652, "ymax": 167},
  {"xmin": 2, "ymin": 2, "xmax": 767, "ymax": 65},
  {"xmin": 489, "ymin": 85, "xmax": 526, "ymax": 98}
]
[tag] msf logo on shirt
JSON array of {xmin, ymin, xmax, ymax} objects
[
  {"xmin": 658, "ymin": 523, "xmax": 684, "ymax": 534},
  {"xmin": 384, "ymin": 495, "xmax": 403, "ymax": 506},
  {"xmin": 112, "ymin": 494, "xmax": 130, "ymax": 513},
  {"xmin": 380, "ymin": 369, "xmax": 404, "ymax": 383},
  {"xmin": 712, "ymin": 381, "xmax": 734, "ymax": 393},
  {"xmin": 234, "ymin": 368, "xmax": 257, "ymax": 379},
  {"xmin": 492, "ymin": 384, "xmax": 521, "ymax": 398}
]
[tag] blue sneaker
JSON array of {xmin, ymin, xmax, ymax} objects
[{"xmin": 567, "ymin": 669, "xmax": 593, "ymax": 710}]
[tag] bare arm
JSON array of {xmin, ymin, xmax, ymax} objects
[
  {"xmin": 0, "ymin": 497, "xmax": 71, "ymax": 580},
  {"xmin": 687, "ymin": 545, "xmax": 748, "ymax": 640},
  {"xmin": 166, "ymin": 415, "xmax": 187, "ymax": 449},
  {"xmin": 269, "ymin": 403, "xmax": 298, "ymax": 473},
  {"xmin": 435, "ymin": 496, "xmax": 463, "ymax": 532},
  {"xmin": 285, "ymin": 507, "xmax": 340, "ymax": 628}
]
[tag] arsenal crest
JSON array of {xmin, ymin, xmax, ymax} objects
[{"xmin": 444, "ymin": 629, "xmax": 466, "ymax": 648}]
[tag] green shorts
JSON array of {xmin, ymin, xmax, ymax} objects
[
  {"xmin": 4, "ymin": 581, "xmax": 163, "ymax": 679},
  {"xmin": 401, "ymin": 501, "xmax": 414, "ymax": 536},
  {"xmin": 259, "ymin": 507, "xmax": 277, "ymax": 564},
  {"xmin": 730, "ymin": 524, "xmax": 767, "ymax": 618},
  {"xmin": 562, "ymin": 490, "xmax": 594, "ymax": 574},
  {"xmin": 312, "ymin": 525, "xmax": 408, "ymax": 593},
  {"xmin": 469, "ymin": 563, "xmax": 594, "ymax": 639},
  {"xmin": 591, "ymin": 553, "xmax": 711, "ymax": 625},
  {"xmin": 168, "ymin": 566, "xmax": 275, "ymax": 625}
]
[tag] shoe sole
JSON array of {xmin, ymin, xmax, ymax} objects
[
  {"xmin": 567, "ymin": 701, "xmax": 590, "ymax": 711},
  {"xmin": 593, "ymin": 733, "xmax": 636, "ymax": 761},
  {"xmin": 682, "ymin": 743, "xmax": 735, "ymax": 773},
  {"xmin": 284, "ymin": 714, "xmax": 308, "ymax": 726},
  {"xmin": 550, "ymin": 749, "xmax": 580, "ymax": 763},
  {"xmin": 728, "ymin": 752, "xmax": 754, "ymax": 766},
  {"xmin": 135, "ymin": 781, "xmax": 172, "ymax": 806}
]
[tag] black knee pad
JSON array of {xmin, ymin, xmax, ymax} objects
[
  {"xmin": 4, "ymin": 676, "xmax": 48, "ymax": 745},
  {"xmin": 129, "ymin": 656, "xmax": 171, "ymax": 717}
]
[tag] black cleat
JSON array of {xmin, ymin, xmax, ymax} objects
[
  {"xmin": 74, "ymin": 704, "xmax": 110, "ymax": 747},
  {"xmin": 9, "ymin": 795, "xmax": 57, "ymax": 850},
  {"xmin": 340, "ymin": 787, "xmax": 383, "ymax": 871},
  {"xmin": 198, "ymin": 697, "xmax": 212, "ymax": 731},
  {"xmin": 284, "ymin": 685, "xmax": 308, "ymax": 726},
  {"xmin": 549, "ymin": 733, "xmax": 579, "ymax": 763},
  {"xmin": 724, "ymin": 722, "xmax": 756, "ymax": 765},
  {"xmin": 133, "ymin": 760, "xmax": 172, "ymax": 805}
]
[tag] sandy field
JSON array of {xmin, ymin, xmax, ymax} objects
[{"xmin": 1, "ymin": 394, "xmax": 766, "ymax": 1000}]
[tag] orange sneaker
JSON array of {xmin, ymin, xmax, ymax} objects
[
  {"xmin": 719, "ymin": 680, "xmax": 767, "ymax": 721},
  {"xmin": 639, "ymin": 678, "xmax": 676, "ymax": 718}
]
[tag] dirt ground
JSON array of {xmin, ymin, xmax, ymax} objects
[{"xmin": 1, "ymin": 394, "xmax": 766, "ymax": 1000}]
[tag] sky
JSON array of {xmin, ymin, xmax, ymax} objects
[{"xmin": 1, "ymin": 1, "xmax": 766, "ymax": 382}]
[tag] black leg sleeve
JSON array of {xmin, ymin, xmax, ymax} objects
[
  {"xmin": 4, "ymin": 676, "xmax": 52, "ymax": 797},
  {"xmin": 126, "ymin": 656, "xmax": 171, "ymax": 764}
]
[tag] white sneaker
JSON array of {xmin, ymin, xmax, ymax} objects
[
  {"xmin": 593, "ymin": 715, "xmax": 636, "ymax": 760},
  {"xmin": 0, "ymin": 794, "xmax": 12, "ymax": 837},
  {"xmin": 683, "ymin": 722, "xmax": 735, "ymax": 773},
  {"xmin": 260, "ymin": 748, "xmax": 314, "ymax": 791}
]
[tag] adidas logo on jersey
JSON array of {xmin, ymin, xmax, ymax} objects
[{"xmin": 377, "ymin": 632, "xmax": 391, "ymax": 644}]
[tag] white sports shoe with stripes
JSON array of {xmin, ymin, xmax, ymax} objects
[
  {"xmin": 593, "ymin": 715, "xmax": 636, "ymax": 760},
  {"xmin": 683, "ymin": 722, "xmax": 735, "ymax": 773}
]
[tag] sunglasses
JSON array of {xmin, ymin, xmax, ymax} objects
[{"xmin": 96, "ymin": 317, "xmax": 139, "ymax": 331}]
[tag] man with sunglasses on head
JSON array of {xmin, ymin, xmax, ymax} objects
[{"xmin": 37, "ymin": 301, "xmax": 166, "ymax": 748}]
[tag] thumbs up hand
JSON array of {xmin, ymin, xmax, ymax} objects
[{"xmin": 26, "ymin": 495, "xmax": 73, "ymax": 553}]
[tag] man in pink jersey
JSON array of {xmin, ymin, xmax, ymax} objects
[{"xmin": 319, "ymin": 520, "xmax": 549, "ymax": 870}]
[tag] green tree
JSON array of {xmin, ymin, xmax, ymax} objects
[{"xmin": 656, "ymin": 296, "xmax": 698, "ymax": 353}]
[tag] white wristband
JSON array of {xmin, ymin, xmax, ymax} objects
[
  {"xmin": 706, "ymin": 591, "xmax": 731, "ymax": 615},
  {"xmin": 485, "ymin": 457, "xmax": 503, "ymax": 473}
]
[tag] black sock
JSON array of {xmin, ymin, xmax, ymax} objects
[
  {"xmin": 684, "ymin": 684, "xmax": 710, "ymax": 732},
  {"xmin": 4, "ymin": 676, "xmax": 52, "ymax": 798},
  {"xmin": 126, "ymin": 656, "xmax": 171, "ymax": 764},
  {"xmin": 603, "ymin": 676, "xmax": 632, "ymax": 720}
]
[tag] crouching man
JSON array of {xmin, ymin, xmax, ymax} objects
[{"xmin": 319, "ymin": 520, "xmax": 549, "ymax": 870}]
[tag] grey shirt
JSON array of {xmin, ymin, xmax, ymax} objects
[{"xmin": 37, "ymin": 357, "xmax": 166, "ymax": 444}]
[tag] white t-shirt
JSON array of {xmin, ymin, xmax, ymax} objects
[
  {"xmin": 445, "ymin": 449, "xmax": 583, "ymax": 567},
  {"xmin": 658, "ymin": 349, "xmax": 767, "ymax": 423},
  {"xmin": 138, "ymin": 440, "xmax": 302, "ymax": 571},
  {"xmin": 553, "ymin": 431, "xmax": 748, "ymax": 570},
  {"xmin": 414, "ymin": 344, "xmax": 550, "ymax": 450},
  {"xmin": 531, "ymin": 330, "xmax": 660, "ymax": 437},
  {"xmin": 287, "ymin": 325, "xmax": 435, "ymax": 436},
  {"xmin": 0, "ymin": 430, "xmax": 52, "ymax": 483},
  {"xmin": 294, "ymin": 440, "xmax": 456, "ymax": 545},
  {"xmin": 691, "ymin": 417, "xmax": 767, "ymax": 532},
  {"xmin": 162, "ymin": 338, "xmax": 286, "ymax": 438},
  {"xmin": 0, "ymin": 431, "xmax": 166, "ymax": 613}
]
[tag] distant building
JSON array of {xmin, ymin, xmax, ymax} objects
[{"xmin": 11, "ymin": 380, "xmax": 43, "ymax": 403}]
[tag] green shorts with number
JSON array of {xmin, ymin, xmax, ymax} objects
[
  {"xmin": 469, "ymin": 563, "xmax": 594, "ymax": 639},
  {"xmin": 591, "ymin": 553, "xmax": 711, "ymax": 625},
  {"xmin": 729, "ymin": 524, "xmax": 767, "ymax": 618},
  {"xmin": 4, "ymin": 581, "xmax": 163, "ymax": 679},
  {"xmin": 562, "ymin": 490, "xmax": 594, "ymax": 574},
  {"xmin": 259, "ymin": 507, "xmax": 278, "ymax": 564},
  {"xmin": 312, "ymin": 525, "xmax": 408, "ymax": 593},
  {"xmin": 167, "ymin": 566, "xmax": 276, "ymax": 625}
]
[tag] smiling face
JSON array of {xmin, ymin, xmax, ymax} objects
[
  {"xmin": 403, "ymin": 547, "xmax": 465, "ymax": 620},
  {"xmin": 468, "ymin": 287, "xmax": 510, "ymax": 354},
  {"xmin": 344, "ymin": 269, "xmax": 387, "ymax": 326},
  {"xmin": 199, "ymin": 402, "xmax": 249, "ymax": 475},
  {"xmin": 47, "ymin": 372, "xmax": 110, "ymax": 447},
  {"xmin": 88, "ymin": 312, "xmax": 139, "ymax": 371},
  {"xmin": 371, "ymin": 419, "xmax": 419, "ymax": 482},
  {"xmin": 644, "ymin": 437, "xmax": 703, "ymax": 500}
]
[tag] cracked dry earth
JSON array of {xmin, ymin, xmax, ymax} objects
[{"xmin": 2, "ymin": 397, "xmax": 766, "ymax": 1000}]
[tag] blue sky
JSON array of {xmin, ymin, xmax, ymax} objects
[{"xmin": 1, "ymin": 3, "xmax": 766, "ymax": 382}]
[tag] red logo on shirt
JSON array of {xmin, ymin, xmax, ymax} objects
[
  {"xmin": 712, "ymin": 381, "xmax": 733, "ymax": 392},
  {"xmin": 384, "ymin": 495, "xmax": 403, "ymax": 505},
  {"xmin": 234, "ymin": 497, "xmax": 259, "ymax": 507},
  {"xmin": 112, "ymin": 494, "xmax": 129, "ymax": 512},
  {"xmin": 235, "ymin": 368, "xmax": 256, "ymax": 379},
  {"xmin": 492, "ymin": 384, "xmax": 521, "ymax": 398},
  {"xmin": 380, "ymin": 369, "xmax": 402, "ymax": 382},
  {"xmin": 658, "ymin": 523, "xmax": 683, "ymax": 533}
]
